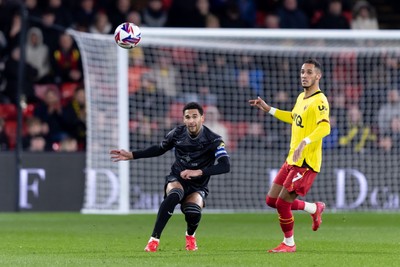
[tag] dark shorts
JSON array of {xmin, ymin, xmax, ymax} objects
[
  {"xmin": 164, "ymin": 174, "xmax": 208, "ymax": 204},
  {"xmin": 274, "ymin": 162, "xmax": 318, "ymax": 197}
]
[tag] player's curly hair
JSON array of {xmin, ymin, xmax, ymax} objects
[{"xmin": 183, "ymin": 102, "xmax": 204, "ymax": 115}]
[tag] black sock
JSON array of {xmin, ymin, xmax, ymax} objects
[
  {"xmin": 182, "ymin": 203, "xmax": 202, "ymax": 236},
  {"xmin": 151, "ymin": 188, "xmax": 184, "ymax": 239}
]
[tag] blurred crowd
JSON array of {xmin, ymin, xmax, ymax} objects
[{"xmin": 0, "ymin": 0, "xmax": 391, "ymax": 153}]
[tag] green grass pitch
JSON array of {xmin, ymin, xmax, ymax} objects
[{"xmin": 0, "ymin": 212, "xmax": 399, "ymax": 267}]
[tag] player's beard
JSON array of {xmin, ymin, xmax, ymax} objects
[
  {"xmin": 302, "ymin": 79, "xmax": 316, "ymax": 90},
  {"xmin": 188, "ymin": 124, "xmax": 201, "ymax": 136}
]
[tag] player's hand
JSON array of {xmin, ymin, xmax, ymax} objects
[
  {"xmin": 180, "ymin": 169, "xmax": 203, "ymax": 180},
  {"xmin": 249, "ymin": 96, "xmax": 271, "ymax": 113},
  {"xmin": 293, "ymin": 140, "xmax": 307, "ymax": 162},
  {"xmin": 110, "ymin": 149, "xmax": 133, "ymax": 162}
]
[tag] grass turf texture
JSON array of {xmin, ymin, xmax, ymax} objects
[{"xmin": 0, "ymin": 212, "xmax": 399, "ymax": 267}]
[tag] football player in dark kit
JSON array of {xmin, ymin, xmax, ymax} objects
[{"xmin": 110, "ymin": 102, "xmax": 230, "ymax": 252}]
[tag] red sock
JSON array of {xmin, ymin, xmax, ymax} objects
[
  {"xmin": 276, "ymin": 198, "xmax": 294, "ymax": 238},
  {"xmin": 265, "ymin": 196, "xmax": 277, "ymax": 208},
  {"xmin": 291, "ymin": 199, "xmax": 305, "ymax": 210}
]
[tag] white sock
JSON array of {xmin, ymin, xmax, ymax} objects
[
  {"xmin": 186, "ymin": 231, "xmax": 195, "ymax": 237},
  {"xmin": 149, "ymin": 237, "xmax": 160, "ymax": 243},
  {"xmin": 283, "ymin": 235, "xmax": 295, "ymax": 246},
  {"xmin": 304, "ymin": 202, "xmax": 317, "ymax": 214}
]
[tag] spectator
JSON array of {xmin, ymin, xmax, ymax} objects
[
  {"xmin": 25, "ymin": 0, "xmax": 42, "ymax": 26},
  {"xmin": 236, "ymin": 0, "xmax": 257, "ymax": 27},
  {"xmin": 167, "ymin": 0, "xmax": 208, "ymax": 27},
  {"xmin": 141, "ymin": 0, "xmax": 168, "ymax": 27},
  {"xmin": 339, "ymin": 104, "xmax": 376, "ymax": 153},
  {"xmin": 315, "ymin": 0, "xmax": 350, "ymax": 29},
  {"xmin": 322, "ymin": 115, "xmax": 339, "ymax": 149},
  {"xmin": 377, "ymin": 116, "xmax": 400, "ymax": 153},
  {"xmin": 33, "ymin": 85, "xmax": 68, "ymax": 145},
  {"xmin": 277, "ymin": 0, "xmax": 309, "ymax": 29},
  {"xmin": 62, "ymin": 85, "xmax": 86, "ymax": 150},
  {"xmin": 26, "ymin": 27, "xmax": 52, "ymax": 83},
  {"xmin": 22, "ymin": 116, "xmax": 50, "ymax": 151},
  {"xmin": 47, "ymin": 0, "xmax": 73, "ymax": 28},
  {"xmin": 130, "ymin": 72, "xmax": 171, "ymax": 122},
  {"xmin": 108, "ymin": 0, "xmax": 133, "ymax": 30},
  {"xmin": 128, "ymin": 47, "xmax": 151, "ymax": 94},
  {"xmin": 377, "ymin": 89, "xmax": 400, "ymax": 135},
  {"xmin": 126, "ymin": 10, "xmax": 142, "ymax": 26},
  {"xmin": 58, "ymin": 136, "xmax": 79, "ymax": 152},
  {"xmin": 51, "ymin": 32, "xmax": 83, "ymax": 84},
  {"xmin": 74, "ymin": 0, "xmax": 97, "ymax": 29},
  {"xmin": 89, "ymin": 11, "xmax": 112, "ymax": 34},
  {"xmin": 265, "ymin": 90, "xmax": 292, "ymax": 150},
  {"xmin": 196, "ymin": 82, "xmax": 218, "ymax": 107},
  {"xmin": 3, "ymin": 46, "xmax": 38, "ymax": 104},
  {"xmin": 204, "ymin": 105, "xmax": 229, "ymax": 145},
  {"xmin": 130, "ymin": 113, "xmax": 161, "ymax": 146},
  {"xmin": 151, "ymin": 50, "xmax": 179, "ymax": 98},
  {"xmin": 39, "ymin": 8, "xmax": 62, "ymax": 52},
  {"xmin": 351, "ymin": 0, "xmax": 379, "ymax": 30},
  {"xmin": 5, "ymin": 10, "xmax": 22, "ymax": 52},
  {"xmin": 0, "ymin": 117, "xmax": 9, "ymax": 151},
  {"xmin": 237, "ymin": 121, "xmax": 267, "ymax": 151},
  {"xmin": 219, "ymin": 1, "xmax": 248, "ymax": 28},
  {"xmin": 205, "ymin": 13, "xmax": 220, "ymax": 28},
  {"xmin": 264, "ymin": 13, "xmax": 280, "ymax": 28}
]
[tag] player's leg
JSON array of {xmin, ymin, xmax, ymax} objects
[
  {"xmin": 181, "ymin": 192, "xmax": 204, "ymax": 251},
  {"xmin": 268, "ymin": 187, "xmax": 298, "ymax": 253},
  {"xmin": 145, "ymin": 180, "xmax": 184, "ymax": 252},
  {"xmin": 266, "ymin": 162, "xmax": 306, "ymax": 210}
]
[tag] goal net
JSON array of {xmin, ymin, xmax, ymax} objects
[{"xmin": 70, "ymin": 28, "xmax": 400, "ymax": 213}]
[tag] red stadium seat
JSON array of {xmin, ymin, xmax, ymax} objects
[
  {"xmin": 0, "ymin": 103, "xmax": 17, "ymax": 120},
  {"xmin": 4, "ymin": 120, "xmax": 17, "ymax": 149}
]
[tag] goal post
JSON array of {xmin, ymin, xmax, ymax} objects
[
  {"xmin": 70, "ymin": 28, "xmax": 400, "ymax": 213},
  {"xmin": 68, "ymin": 30, "xmax": 130, "ymax": 214}
]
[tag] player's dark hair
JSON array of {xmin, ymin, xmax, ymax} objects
[
  {"xmin": 183, "ymin": 102, "xmax": 204, "ymax": 115},
  {"xmin": 304, "ymin": 58, "xmax": 322, "ymax": 72}
]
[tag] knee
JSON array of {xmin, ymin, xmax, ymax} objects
[
  {"xmin": 181, "ymin": 202, "xmax": 202, "ymax": 217},
  {"xmin": 167, "ymin": 188, "xmax": 184, "ymax": 201},
  {"xmin": 266, "ymin": 196, "xmax": 277, "ymax": 208}
]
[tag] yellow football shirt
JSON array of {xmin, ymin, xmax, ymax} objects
[{"xmin": 285, "ymin": 90, "xmax": 330, "ymax": 172}]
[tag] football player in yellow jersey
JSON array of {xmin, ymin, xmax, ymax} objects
[{"xmin": 249, "ymin": 58, "xmax": 330, "ymax": 253}]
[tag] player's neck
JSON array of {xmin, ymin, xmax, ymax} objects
[{"xmin": 303, "ymin": 86, "xmax": 320, "ymax": 98}]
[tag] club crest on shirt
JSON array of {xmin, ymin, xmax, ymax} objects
[{"xmin": 181, "ymin": 154, "xmax": 191, "ymax": 163}]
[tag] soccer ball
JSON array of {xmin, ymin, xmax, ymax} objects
[{"xmin": 114, "ymin": 22, "xmax": 141, "ymax": 49}]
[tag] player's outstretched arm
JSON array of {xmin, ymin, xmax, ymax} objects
[
  {"xmin": 249, "ymin": 96, "xmax": 271, "ymax": 113},
  {"xmin": 110, "ymin": 149, "xmax": 134, "ymax": 162}
]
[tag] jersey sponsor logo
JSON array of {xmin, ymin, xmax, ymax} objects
[
  {"xmin": 318, "ymin": 105, "xmax": 327, "ymax": 111},
  {"xmin": 293, "ymin": 113, "xmax": 304, "ymax": 128},
  {"xmin": 292, "ymin": 172, "xmax": 303, "ymax": 182}
]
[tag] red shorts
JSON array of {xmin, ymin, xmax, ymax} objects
[{"xmin": 273, "ymin": 162, "xmax": 318, "ymax": 196}]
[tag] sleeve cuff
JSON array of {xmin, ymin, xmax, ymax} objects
[
  {"xmin": 268, "ymin": 107, "xmax": 276, "ymax": 115},
  {"xmin": 303, "ymin": 137, "xmax": 311, "ymax": 144}
]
